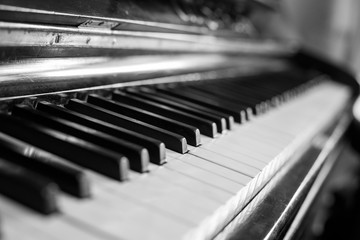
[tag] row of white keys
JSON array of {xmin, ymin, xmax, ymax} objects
[
  {"xmin": 0, "ymin": 152, "xmax": 197, "ymax": 240},
  {"xmin": 0, "ymin": 143, "xmax": 250, "ymax": 240},
  {"xmin": 58, "ymin": 162, "xmax": 246, "ymax": 239},
  {"xmin": 164, "ymin": 155, "xmax": 245, "ymax": 194},
  {"xmin": 184, "ymin": 82, "xmax": 352, "ymax": 240},
  {"xmin": 59, "ymin": 175, "xmax": 193, "ymax": 240},
  {"xmin": 201, "ymin": 82, "xmax": 350, "ymax": 170},
  {"xmin": 166, "ymin": 149, "xmax": 252, "ymax": 186},
  {"xmin": 252, "ymin": 82, "xmax": 349, "ymax": 136}
]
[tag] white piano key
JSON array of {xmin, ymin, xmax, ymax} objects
[
  {"xmin": 170, "ymin": 151, "xmax": 253, "ymax": 186},
  {"xmin": 2, "ymin": 217, "xmax": 53, "ymax": 240},
  {"xmin": 75, "ymin": 166, "xmax": 227, "ymax": 227},
  {"xmin": 0, "ymin": 196, "xmax": 107, "ymax": 240},
  {"xmin": 230, "ymin": 123, "xmax": 294, "ymax": 147},
  {"xmin": 203, "ymin": 138, "xmax": 271, "ymax": 163},
  {"xmin": 60, "ymin": 168, "xmax": 198, "ymax": 239},
  {"xmin": 148, "ymin": 163, "xmax": 232, "ymax": 203},
  {"xmin": 110, "ymin": 176, "xmax": 221, "ymax": 224},
  {"xmin": 165, "ymin": 156, "xmax": 243, "ymax": 194},
  {"xmin": 200, "ymin": 133, "xmax": 266, "ymax": 170},
  {"xmin": 190, "ymin": 147, "xmax": 261, "ymax": 177},
  {"xmin": 59, "ymin": 187, "xmax": 192, "ymax": 240},
  {"xmin": 200, "ymin": 140, "xmax": 267, "ymax": 169}
]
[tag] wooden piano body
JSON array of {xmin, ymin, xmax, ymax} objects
[{"xmin": 0, "ymin": 1, "xmax": 358, "ymax": 239}]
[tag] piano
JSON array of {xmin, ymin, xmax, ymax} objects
[{"xmin": 0, "ymin": 0, "xmax": 359, "ymax": 239}]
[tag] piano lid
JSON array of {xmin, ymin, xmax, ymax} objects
[
  {"xmin": 0, "ymin": 0, "xmax": 279, "ymax": 34},
  {"xmin": 0, "ymin": 0, "xmax": 357, "ymax": 100},
  {"xmin": 0, "ymin": 0, "xmax": 303, "ymax": 100},
  {"xmin": 0, "ymin": 0, "xmax": 297, "ymax": 58}
]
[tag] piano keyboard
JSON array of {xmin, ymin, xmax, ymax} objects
[{"xmin": 0, "ymin": 72, "xmax": 352, "ymax": 240}]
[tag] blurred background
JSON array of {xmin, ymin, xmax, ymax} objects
[{"xmin": 283, "ymin": 0, "xmax": 360, "ymax": 78}]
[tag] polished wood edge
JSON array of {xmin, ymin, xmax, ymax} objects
[
  {"xmin": 282, "ymin": 114, "xmax": 352, "ymax": 240},
  {"xmin": 0, "ymin": 55, "xmax": 291, "ymax": 102},
  {"xmin": 0, "ymin": 21, "xmax": 296, "ymax": 58}
]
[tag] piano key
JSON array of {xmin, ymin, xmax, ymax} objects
[
  {"xmin": 197, "ymin": 82, "xmax": 273, "ymax": 113},
  {"xmin": 156, "ymin": 86, "xmax": 247, "ymax": 123},
  {"xmin": 250, "ymin": 84, "xmax": 342, "ymax": 136},
  {"xmin": 224, "ymin": 78, "xmax": 286, "ymax": 97},
  {"xmin": 139, "ymin": 86, "xmax": 234, "ymax": 130},
  {"xmin": 58, "ymin": 175, "xmax": 193, "ymax": 240},
  {"xmin": 112, "ymin": 90, "xmax": 218, "ymax": 136},
  {"xmin": 1, "ymin": 213, "xmax": 56, "ymax": 240},
  {"xmin": 0, "ymin": 158, "xmax": 58, "ymax": 214},
  {"xmin": 0, "ymin": 133, "xmax": 91, "ymax": 198},
  {"xmin": 189, "ymin": 85, "xmax": 264, "ymax": 115},
  {"xmin": 87, "ymin": 95, "xmax": 201, "ymax": 146},
  {"xmin": 12, "ymin": 105, "xmax": 149, "ymax": 173},
  {"xmin": 77, "ymin": 161, "xmax": 249, "ymax": 240},
  {"xmin": 148, "ymin": 164, "xmax": 232, "ymax": 203},
  {"xmin": 124, "ymin": 88, "xmax": 227, "ymax": 132},
  {"xmin": 217, "ymin": 82, "xmax": 278, "ymax": 104},
  {"xmin": 0, "ymin": 196, "xmax": 111, "ymax": 240},
  {"xmin": 36, "ymin": 102, "xmax": 166, "ymax": 165},
  {"xmin": 204, "ymin": 125, "xmax": 293, "ymax": 164},
  {"xmin": 189, "ymin": 148, "xmax": 260, "ymax": 177},
  {"xmin": 0, "ymin": 148, "xmax": 193, "ymax": 240},
  {"xmin": 198, "ymin": 138, "xmax": 267, "ymax": 169},
  {"xmin": 0, "ymin": 114, "xmax": 129, "ymax": 181},
  {"xmin": 66, "ymin": 99, "xmax": 188, "ymax": 153},
  {"xmin": 167, "ymin": 150, "xmax": 252, "ymax": 186},
  {"xmin": 88, "ymin": 168, "xmax": 223, "ymax": 226},
  {"xmin": 232, "ymin": 81, "xmax": 297, "ymax": 105},
  {"xmin": 176, "ymin": 86, "xmax": 255, "ymax": 118},
  {"xmin": 164, "ymin": 155, "xmax": 244, "ymax": 194},
  {"xmin": 35, "ymin": 159, "xmax": 221, "ymax": 239}
]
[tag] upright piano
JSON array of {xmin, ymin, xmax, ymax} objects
[{"xmin": 0, "ymin": 0, "xmax": 358, "ymax": 239}]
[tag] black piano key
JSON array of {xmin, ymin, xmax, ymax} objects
[
  {"xmin": 138, "ymin": 87, "xmax": 234, "ymax": 130},
  {"xmin": 65, "ymin": 99, "xmax": 188, "ymax": 154},
  {"xmin": 0, "ymin": 133, "xmax": 91, "ymax": 198},
  {"xmin": 202, "ymin": 80, "xmax": 271, "ymax": 100},
  {"xmin": 176, "ymin": 86, "xmax": 253, "ymax": 117},
  {"xmin": 217, "ymin": 86, "xmax": 271, "ymax": 113},
  {"xmin": 156, "ymin": 86, "xmax": 246, "ymax": 123},
  {"xmin": 87, "ymin": 95, "xmax": 201, "ymax": 146},
  {"xmin": 189, "ymin": 85, "xmax": 264, "ymax": 115},
  {"xmin": 12, "ymin": 105, "xmax": 149, "ymax": 173},
  {"xmin": 0, "ymin": 158, "xmax": 58, "ymax": 214},
  {"xmin": 112, "ymin": 90, "xmax": 218, "ymax": 137},
  {"xmin": 0, "ymin": 114, "xmax": 129, "ymax": 181},
  {"xmin": 222, "ymin": 81, "xmax": 282, "ymax": 102},
  {"xmin": 219, "ymin": 81, "xmax": 277, "ymax": 101},
  {"xmin": 238, "ymin": 77, "xmax": 298, "ymax": 96},
  {"xmin": 124, "ymin": 88, "xmax": 227, "ymax": 132},
  {"xmin": 36, "ymin": 102, "xmax": 166, "ymax": 165},
  {"xmin": 228, "ymin": 86, "xmax": 279, "ymax": 110}
]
